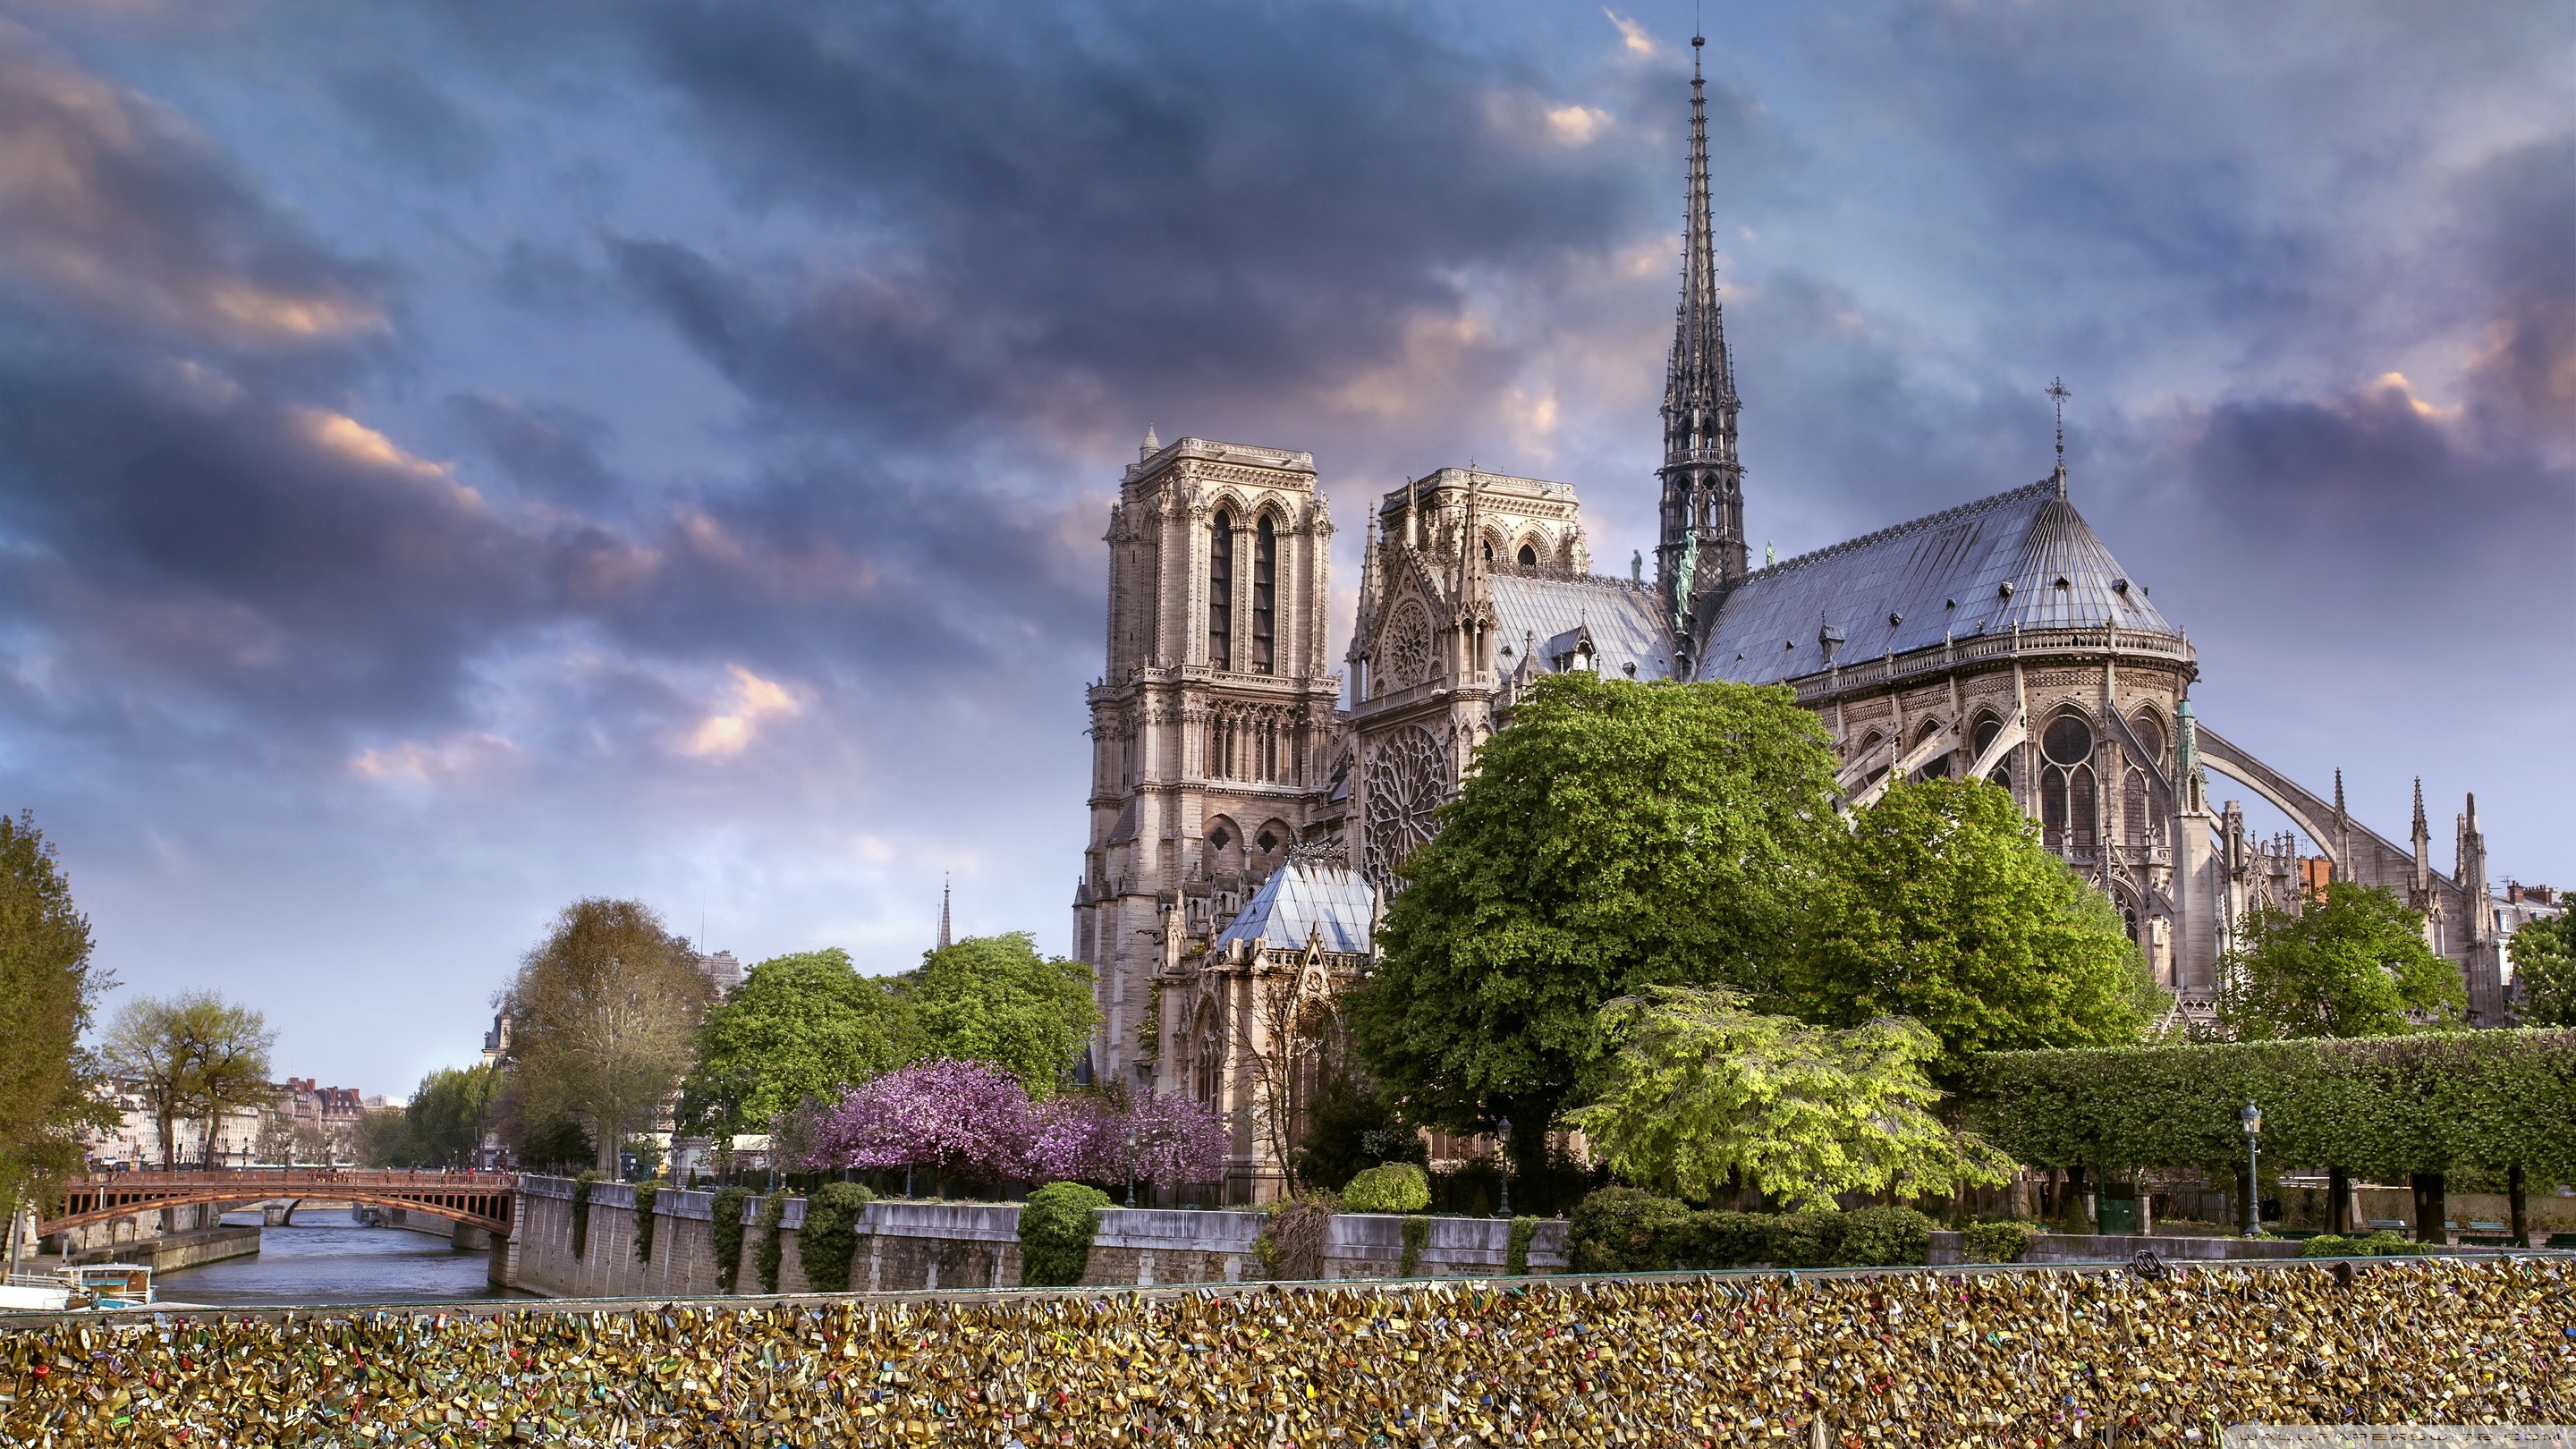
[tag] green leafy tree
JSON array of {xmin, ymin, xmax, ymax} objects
[
  {"xmin": 2510, "ymin": 914, "xmax": 2576, "ymax": 1028},
  {"xmin": 401, "ymin": 1065, "xmax": 499, "ymax": 1167},
  {"xmin": 99, "ymin": 991, "xmax": 276, "ymax": 1168},
  {"xmin": 498, "ymin": 898, "xmax": 708, "ymax": 1176},
  {"xmin": 897, "ymin": 934, "xmax": 1097, "ymax": 1097},
  {"xmin": 2217, "ymin": 881, "xmax": 2463, "ymax": 1039},
  {"xmin": 1788, "ymin": 779, "xmax": 2154, "ymax": 1065},
  {"xmin": 0, "ymin": 813, "xmax": 114, "ymax": 1224},
  {"xmin": 676, "ymin": 950, "xmax": 903, "ymax": 1141},
  {"xmin": 1566, "ymin": 987, "xmax": 2014, "ymax": 1211},
  {"xmin": 1348, "ymin": 674, "xmax": 1844, "ymax": 1166}
]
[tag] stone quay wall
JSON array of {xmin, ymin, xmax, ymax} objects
[{"xmin": 501, "ymin": 1176, "xmax": 1571, "ymax": 1299}]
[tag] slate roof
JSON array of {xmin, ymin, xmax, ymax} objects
[
  {"xmin": 1490, "ymin": 572, "xmax": 1672, "ymax": 682},
  {"xmin": 1209, "ymin": 860, "xmax": 1377, "ymax": 956},
  {"xmin": 1693, "ymin": 480, "xmax": 2174, "ymax": 685}
]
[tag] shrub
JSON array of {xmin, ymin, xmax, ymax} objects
[
  {"xmin": 709, "ymin": 1187, "xmax": 750, "ymax": 1293},
  {"xmin": 1256, "ymin": 1196, "xmax": 1340, "ymax": 1281},
  {"xmin": 1344, "ymin": 1163, "xmax": 1431, "ymax": 1214},
  {"xmin": 2299, "ymin": 1233, "xmax": 2352, "ymax": 1258},
  {"xmin": 1763, "ymin": 1211, "xmax": 1843, "ymax": 1269},
  {"xmin": 1834, "ymin": 1207, "xmax": 1935, "ymax": 1267},
  {"xmin": 1398, "ymin": 1216, "xmax": 1430, "ymax": 1276},
  {"xmin": 631, "ymin": 1182, "xmax": 660, "ymax": 1264},
  {"xmin": 753, "ymin": 1191, "xmax": 788, "ymax": 1293},
  {"xmin": 797, "ymin": 1182, "xmax": 877, "ymax": 1292},
  {"xmin": 1020, "ymin": 1182, "xmax": 1111, "ymax": 1288},
  {"xmin": 1506, "ymin": 1216, "xmax": 1543, "ymax": 1277},
  {"xmin": 2302, "ymin": 1229, "xmax": 2434, "ymax": 1258},
  {"xmin": 570, "ymin": 1173, "xmax": 600, "ymax": 1261},
  {"xmin": 1962, "ymin": 1219, "xmax": 2042, "ymax": 1264},
  {"xmin": 1655, "ymin": 1210, "xmax": 1772, "ymax": 1270},
  {"xmin": 1568, "ymin": 1188, "xmax": 1689, "ymax": 1274}
]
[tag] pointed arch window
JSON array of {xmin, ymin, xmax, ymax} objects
[
  {"xmin": 1209, "ymin": 511, "xmax": 1233, "ymax": 670},
  {"xmin": 1251, "ymin": 515, "xmax": 1275, "ymax": 674},
  {"xmin": 1518, "ymin": 543, "xmax": 1538, "ymax": 567}
]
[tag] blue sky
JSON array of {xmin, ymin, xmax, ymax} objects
[{"xmin": 0, "ymin": 0, "xmax": 2566, "ymax": 1095}]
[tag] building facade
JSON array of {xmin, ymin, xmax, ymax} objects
[{"xmin": 1073, "ymin": 35, "xmax": 2521, "ymax": 1199}]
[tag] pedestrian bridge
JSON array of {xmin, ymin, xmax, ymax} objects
[{"xmin": 40, "ymin": 1170, "xmax": 514, "ymax": 1240}]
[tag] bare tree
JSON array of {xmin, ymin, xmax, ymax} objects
[
  {"xmin": 1229, "ymin": 959, "xmax": 1341, "ymax": 1198},
  {"xmin": 497, "ymin": 898, "xmax": 708, "ymax": 1178}
]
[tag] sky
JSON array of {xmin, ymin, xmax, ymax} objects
[{"xmin": 0, "ymin": 0, "xmax": 2566, "ymax": 1096}]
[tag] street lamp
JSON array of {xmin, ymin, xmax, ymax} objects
[
  {"xmin": 2238, "ymin": 1101, "xmax": 2263, "ymax": 1238},
  {"xmin": 1495, "ymin": 1116, "xmax": 1513, "ymax": 1220}
]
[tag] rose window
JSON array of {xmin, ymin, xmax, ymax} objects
[
  {"xmin": 1379, "ymin": 599, "xmax": 1433, "ymax": 691},
  {"xmin": 1364, "ymin": 725, "xmax": 1449, "ymax": 891}
]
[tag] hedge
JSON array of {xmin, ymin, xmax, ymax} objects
[
  {"xmin": 1569, "ymin": 1190, "xmax": 1935, "ymax": 1272},
  {"xmin": 708, "ymin": 1187, "xmax": 749, "ymax": 1293},
  {"xmin": 797, "ymin": 1182, "xmax": 877, "ymax": 1292},
  {"xmin": 1967, "ymin": 1030, "xmax": 2576, "ymax": 1179},
  {"xmin": 753, "ymin": 1192, "xmax": 789, "ymax": 1293},
  {"xmin": 1020, "ymin": 1182, "xmax": 1111, "ymax": 1288},
  {"xmin": 1344, "ymin": 1163, "xmax": 1431, "ymax": 1214},
  {"xmin": 1962, "ymin": 1220, "xmax": 2041, "ymax": 1264}
]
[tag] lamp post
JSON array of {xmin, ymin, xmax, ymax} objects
[
  {"xmin": 1495, "ymin": 1116, "xmax": 1513, "ymax": 1220},
  {"xmin": 2239, "ymin": 1101, "xmax": 2263, "ymax": 1238}
]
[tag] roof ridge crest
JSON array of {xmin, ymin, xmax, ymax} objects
[{"xmin": 1749, "ymin": 479, "xmax": 2059, "ymax": 579}]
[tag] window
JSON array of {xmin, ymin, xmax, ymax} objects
[
  {"xmin": 1912, "ymin": 721, "xmax": 1951, "ymax": 782},
  {"xmin": 1972, "ymin": 715, "xmax": 2002, "ymax": 757},
  {"xmin": 2037, "ymin": 711, "xmax": 2097, "ymax": 859},
  {"xmin": 2131, "ymin": 713, "xmax": 2165, "ymax": 766},
  {"xmin": 2123, "ymin": 767, "xmax": 2153, "ymax": 846},
  {"xmin": 1209, "ymin": 511, "xmax": 1233, "ymax": 670},
  {"xmin": 1518, "ymin": 543, "xmax": 1538, "ymax": 567},
  {"xmin": 2042, "ymin": 712, "xmax": 2094, "ymax": 766},
  {"xmin": 1251, "ymin": 515, "xmax": 1275, "ymax": 674}
]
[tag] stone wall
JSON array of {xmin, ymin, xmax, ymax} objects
[{"xmin": 500, "ymin": 1178, "xmax": 1570, "ymax": 1300}]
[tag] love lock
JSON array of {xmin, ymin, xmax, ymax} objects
[{"xmin": 2127, "ymin": 1249, "xmax": 2168, "ymax": 1281}]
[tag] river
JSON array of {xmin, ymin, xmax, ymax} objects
[{"xmin": 153, "ymin": 1216, "xmax": 536, "ymax": 1308}]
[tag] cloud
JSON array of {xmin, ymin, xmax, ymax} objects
[
  {"xmin": 1604, "ymin": 9, "xmax": 1657, "ymax": 57},
  {"xmin": 324, "ymin": 62, "xmax": 496, "ymax": 184},
  {"xmin": 0, "ymin": 21, "xmax": 383, "ymax": 345},
  {"xmin": 682, "ymin": 663, "xmax": 796, "ymax": 758}
]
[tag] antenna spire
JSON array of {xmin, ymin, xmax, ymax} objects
[{"xmin": 1657, "ymin": 17, "xmax": 1746, "ymax": 652}]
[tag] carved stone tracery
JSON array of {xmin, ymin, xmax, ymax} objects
[{"xmin": 1363, "ymin": 724, "xmax": 1448, "ymax": 892}]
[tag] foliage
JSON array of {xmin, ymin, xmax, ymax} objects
[
  {"xmin": 1567, "ymin": 1186, "xmax": 1690, "ymax": 1274},
  {"xmin": 1961, "ymin": 1219, "xmax": 2041, "ymax": 1264},
  {"xmin": 1567, "ymin": 987, "xmax": 2014, "ymax": 1211},
  {"xmin": 1290, "ymin": 1062, "xmax": 1420, "ymax": 1193},
  {"xmin": 99, "ymin": 990, "xmax": 275, "ymax": 1168},
  {"xmin": 1120, "ymin": 1090, "xmax": 1231, "ymax": 1189},
  {"xmin": 1505, "ymin": 1216, "xmax": 1542, "ymax": 1277},
  {"xmin": 0, "ymin": 812, "xmax": 112, "ymax": 1215},
  {"xmin": 631, "ymin": 1182, "xmax": 660, "ymax": 1264},
  {"xmin": 1655, "ymin": 1210, "xmax": 1773, "ymax": 1270},
  {"xmin": 1342, "ymin": 1162, "xmax": 1430, "ymax": 1214},
  {"xmin": 896, "ymin": 934, "xmax": 1098, "ymax": 1097},
  {"xmin": 1834, "ymin": 1206, "xmax": 1936, "ymax": 1267},
  {"xmin": 364, "ymin": 1064, "xmax": 497, "ymax": 1168},
  {"xmin": 675, "ymin": 950, "xmax": 904, "ymax": 1143},
  {"xmin": 709, "ymin": 1187, "xmax": 750, "ymax": 1293},
  {"xmin": 2299, "ymin": 1231, "xmax": 2434, "ymax": 1258},
  {"xmin": 571, "ymin": 1173, "xmax": 600, "ymax": 1260},
  {"xmin": 1351, "ymin": 674, "xmax": 1845, "ymax": 1155},
  {"xmin": 2217, "ymin": 882, "xmax": 2464, "ymax": 1039},
  {"xmin": 806, "ymin": 1058, "xmax": 1035, "ymax": 1184},
  {"xmin": 753, "ymin": 1191, "xmax": 788, "ymax": 1293},
  {"xmin": 498, "ymin": 897, "xmax": 709, "ymax": 1177},
  {"xmin": 1790, "ymin": 780, "xmax": 2155, "ymax": 1065},
  {"xmin": 2510, "ymin": 914, "xmax": 2576, "ymax": 1028},
  {"xmin": 1018, "ymin": 1182, "xmax": 1110, "ymax": 1288},
  {"xmin": 1398, "ymin": 1215, "xmax": 1430, "ymax": 1276},
  {"xmin": 1257, "ymin": 1196, "xmax": 1339, "ymax": 1281},
  {"xmin": 510, "ymin": 1114, "xmax": 597, "ymax": 1174},
  {"xmin": 797, "ymin": 1182, "xmax": 877, "ymax": 1292},
  {"xmin": 1966, "ymin": 1030, "xmax": 2576, "ymax": 1180}
]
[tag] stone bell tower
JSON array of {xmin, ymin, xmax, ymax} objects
[{"xmin": 1072, "ymin": 433, "xmax": 1345, "ymax": 1091}]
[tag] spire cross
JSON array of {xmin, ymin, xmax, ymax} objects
[{"xmin": 2046, "ymin": 377, "xmax": 2072, "ymax": 471}]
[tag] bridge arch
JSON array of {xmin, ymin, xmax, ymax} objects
[{"xmin": 41, "ymin": 1173, "xmax": 513, "ymax": 1241}]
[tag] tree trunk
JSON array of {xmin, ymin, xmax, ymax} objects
[
  {"xmin": 2327, "ymin": 1166, "xmax": 2351, "ymax": 1235},
  {"xmin": 597, "ymin": 1116, "xmax": 622, "ymax": 1180},
  {"xmin": 2411, "ymin": 1172, "xmax": 2446, "ymax": 1244},
  {"xmin": 2509, "ymin": 1164, "xmax": 2529, "ymax": 1246}
]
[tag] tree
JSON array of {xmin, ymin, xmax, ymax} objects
[
  {"xmin": 1787, "ymin": 779, "xmax": 2155, "ymax": 1065},
  {"xmin": 497, "ymin": 898, "xmax": 708, "ymax": 1177},
  {"xmin": 675, "ymin": 950, "xmax": 902, "ymax": 1144},
  {"xmin": 1565, "ymin": 987, "xmax": 2015, "ymax": 1211},
  {"xmin": 99, "ymin": 991, "xmax": 276, "ymax": 1168},
  {"xmin": 0, "ymin": 812, "xmax": 114, "ymax": 1224},
  {"xmin": 2217, "ymin": 881, "xmax": 2464, "ymax": 1039},
  {"xmin": 1025, "ymin": 1087, "xmax": 1231, "ymax": 1192},
  {"xmin": 402, "ymin": 1065, "xmax": 499, "ymax": 1168},
  {"xmin": 896, "ymin": 934, "xmax": 1097, "ymax": 1097},
  {"xmin": 1348, "ymin": 674, "xmax": 1845, "ymax": 1169},
  {"xmin": 2510, "ymin": 914, "xmax": 2576, "ymax": 1028},
  {"xmin": 804, "ymin": 1058, "xmax": 1034, "ymax": 1188}
]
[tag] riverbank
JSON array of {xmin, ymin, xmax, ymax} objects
[{"xmin": 24, "ymin": 1224, "xmax": 261, "ymax": 1275}]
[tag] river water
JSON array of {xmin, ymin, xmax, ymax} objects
[{"xmin": 154, "ymin": 1216, "xmax": 535, "ymax": 1308}]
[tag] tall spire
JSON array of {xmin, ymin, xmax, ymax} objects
[
  {"xmin": 2046, "ymin": 377, "xmax": 2072, "ymax": 498},
  {"xmin": 936, "ymin": 875, "xmax": 953, "ymax": 952},
  {"xmin": 1656, "ymin": 28, "xmax": 1748, "ymax": 669}
]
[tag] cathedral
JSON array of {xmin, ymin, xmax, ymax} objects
[{"xmin": 1071, "ymin": 38, "xmax": 2514, "ymax": 1201}]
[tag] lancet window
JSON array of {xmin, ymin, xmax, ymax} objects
[
  {"xmin": 1209, "ymin": 511, "xmax": 1233, "ymax": 670},
  {"xmin": 2038, "ymin": 710, "xmax": 2097, "ymax": 858},
  {"xmin": 1251, "ymin": 515, "xmax": 1275, "ymax": 674}
]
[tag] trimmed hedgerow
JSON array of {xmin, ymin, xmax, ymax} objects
[
  {"xmin": 1967, "ymin": 1030, "xmax": 2576, "ymax": 1179},
  {"xmin": 2299, "ymin": 1231, "xmax": 2437, "ymax": 1259},
  {"xmin": 1573, "ymin": 1190, "xmax": 1934, "ymax": 1271},
  {"xmin": 1962, "ymin": 1219, "xmax": 2042, "ymax": 1264},
  {"xmin": 1020, "ymin": 1182, "xmax": 1112, "ymax": 1288},
  {"xmin": 1834, "ymin": 1207, "xmax": 1936, "ymax": 1267},
  {"xmin": 1568, "ymin": 1187, "xmax": 1689, "ymax": 1274},
  {"xmin": 709, "ymin": 1187, "xmax": 750, "ymax": 1293},
  {"xmin": 797, "ymin": 1182, "xmax": 877, "ymax": 1292},
  {"xmin": 1343, "ymin": 1163, "xmax": 1431, "ymax": 1215}
]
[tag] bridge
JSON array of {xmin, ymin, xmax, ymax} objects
[{"xmin": 40, "ymin": 1170, "xmax": 514, "ymax": 1240}]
